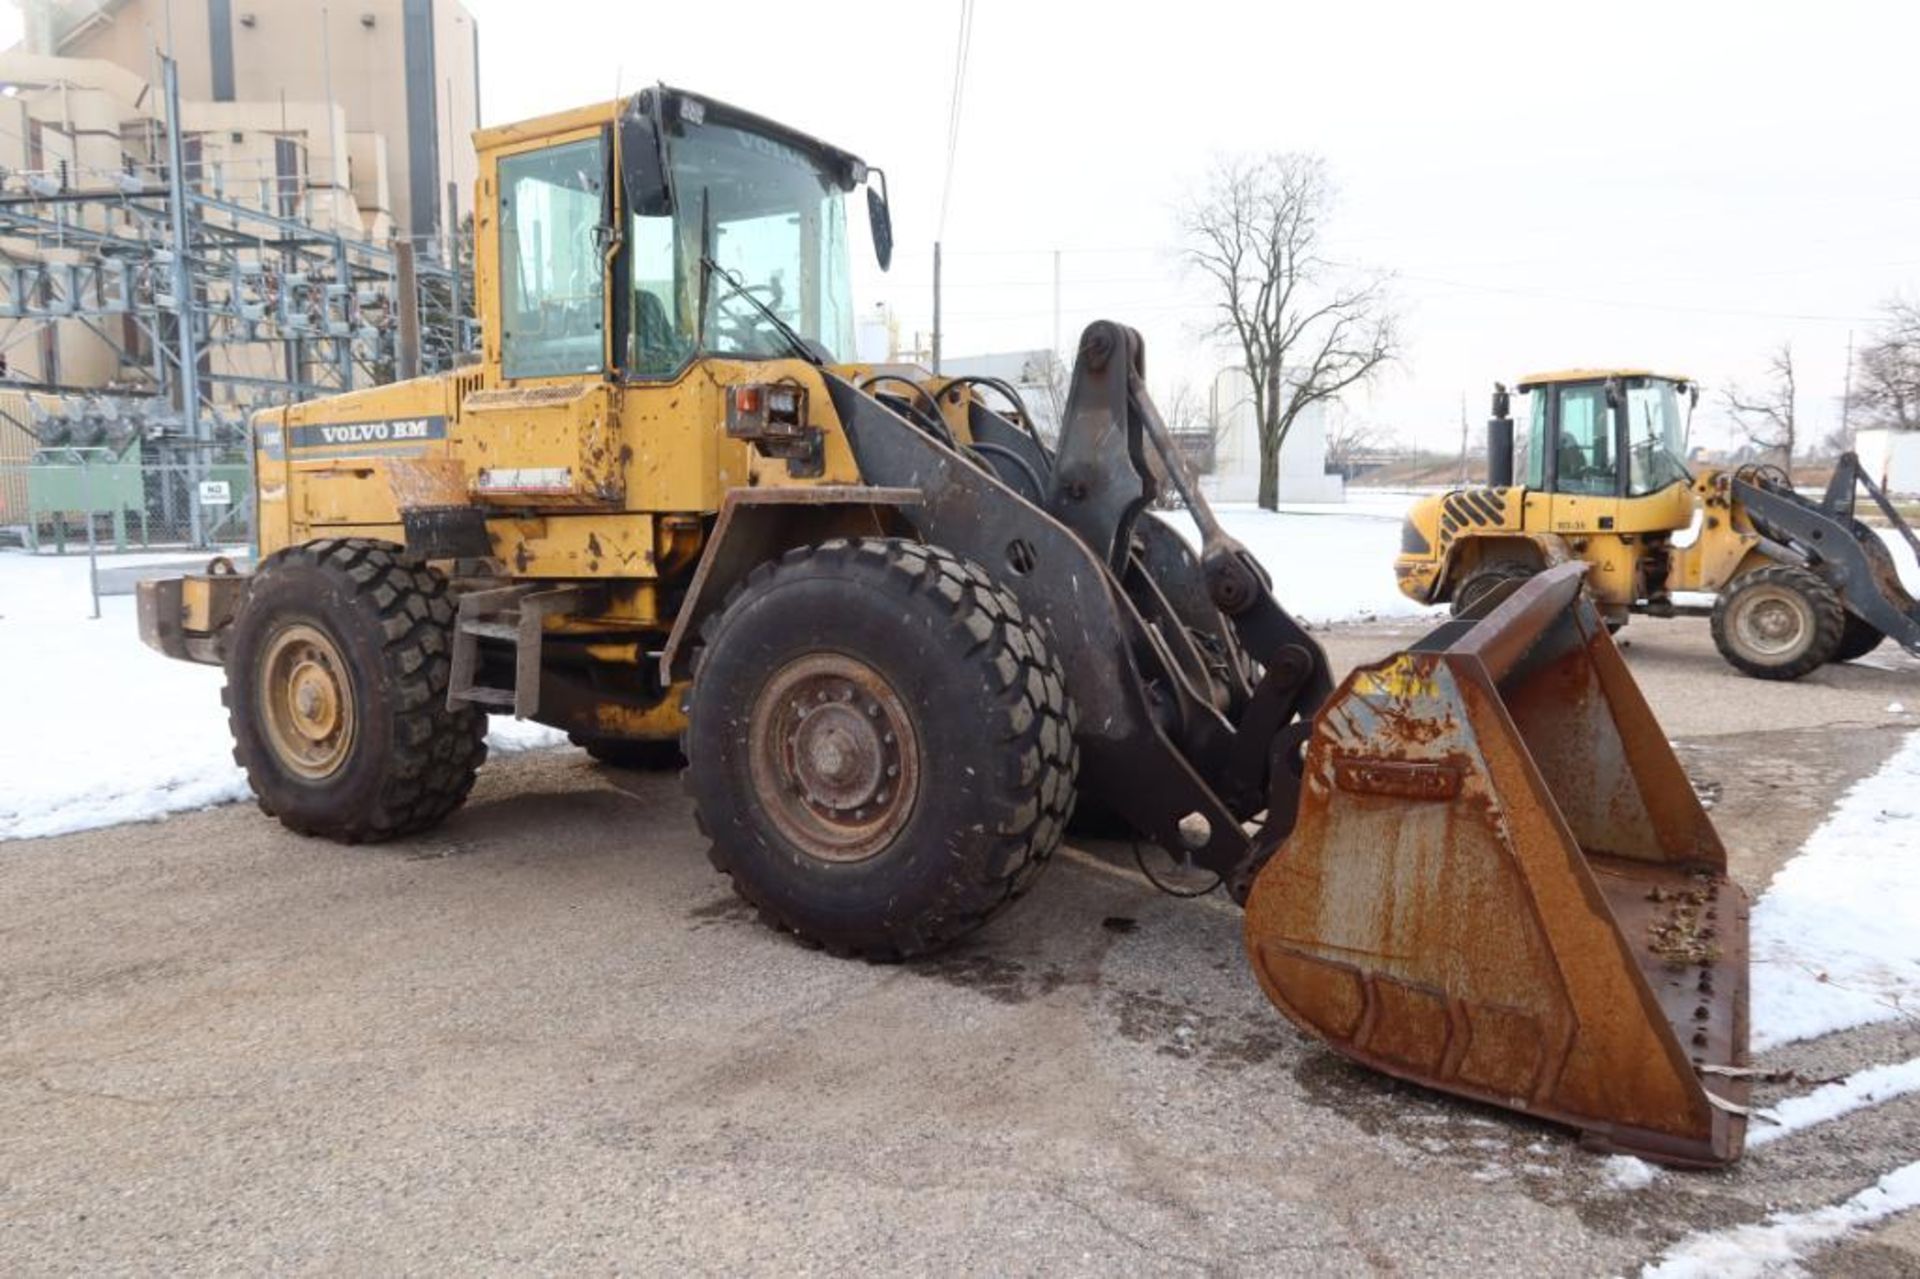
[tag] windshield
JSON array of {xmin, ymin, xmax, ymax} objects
[
  {"xmin": 1625, "ymin": 377, "xmax": 1691, "ymax": 495},
  {"xmin": 627, "ymin": 117, "xmax": 855, "ymax": 375}
]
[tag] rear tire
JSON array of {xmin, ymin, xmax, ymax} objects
[
  {"xmin": 684, "ymin": 538, "xmax": 1078, "ymax": 960},
  {"xmin": 1830, "ymin": 613, "xmax": 1886, "ymax": 664},
  {"xmin": 1451, "ymin": 560, "xmax": 1536, "ymax": 617},
  {"xmin": 568, "ymin": 734, "xmax": 685, "ymax": 770},
  {"xmin": 223, "ymin": 539, "xmax": 487, "ymax": 842},
  {"xmin": 1710, "ymin": 565, "xmax": 1845, "ymax": 680}
]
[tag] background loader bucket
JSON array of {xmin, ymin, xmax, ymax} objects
[{"xmin": 1244, "ymin": 564, "xmax": 1750, "ymax": 1167}]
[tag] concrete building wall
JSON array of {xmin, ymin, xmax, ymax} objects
[
  {"xmin": 1856, "ymin": 428, "xmax": 1920, "ymax": 497},
  {"xmin": 40, "ymin": 0, "xmax": 477, "ymax": 246},
  {"xmin": 1201, "ymin": 365, "xmax": 1345, "ymax": 504}
]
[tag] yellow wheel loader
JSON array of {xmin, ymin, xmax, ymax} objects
[
  {"xmin": 1395, "ymin": 372, "xmax": 1920, "ymax": 679},
  {"xmin": 139, "ymin": 89, "xmax": 1755, "ymax": 1166}
]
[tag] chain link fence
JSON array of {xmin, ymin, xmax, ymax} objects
[{"xmin": 0, "ymin": 456, "xmax": 253, "ymax": 555}]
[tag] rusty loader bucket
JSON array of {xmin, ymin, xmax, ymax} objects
[{"xmin": 1244, "ymin": 564, "xmax": 1750, "ymax": 1167}]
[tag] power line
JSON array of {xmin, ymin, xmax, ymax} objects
[{"xmin": 936, "ymin": 0, "xmax": 974, "ymax": 240}]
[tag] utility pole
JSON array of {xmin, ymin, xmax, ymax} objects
[
  {"xmin": 447, "ymin": 178, "xmax": 464, "ymax": 357},
  {"xmin": 1051, "ymin": 247, "xmax": 1061, "ymax": 368},
  {"xmin": 395, "ymin": 241, "xmax": 421, "ymax": 381},
  {"xmin": 931, "ymin": 240, "xmax": 942, "ymax": 373},
  {"xmin": 1457, "ymin": 392, "xmax": 1470, "ymax": 485},
  {"xmin": 162, "ymin": 53, "xmax": 205, "ymax": 549},
  {"xmin": 1840, "ymin": 328, "xmax": 1856, "ymax": 447}
]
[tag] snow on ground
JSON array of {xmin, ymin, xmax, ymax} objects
[
  {"xmin": 1748, "ymin": 1058, "xmax": 1920, "ymax": 1149},
  {"xmin": 1157, "ymin": 492, "xmax": 1441, "ymax": 626},
  {"xmin": 0, "ymin": 497, "xmax": 1437, "ymax": 843},
  {"xmin": 1750, "ymin": 729, "xmax": 1920, "ymax": 1051},
  {"xmin": 0, "ymin": 551, "xmax": 564, "ymax": 842},
  {"xmin": 1642, "ymin": 1161, "xmax": 1920, "ymax": 1279}
]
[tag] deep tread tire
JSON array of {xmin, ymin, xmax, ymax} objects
[
  {"xmin": 1710, "ymin": 564, "xmax": 1845, "ymax": 680},
  {"xmin": 223, "ymin": 538, "xmax": 487, "ymax": 841},
  {"xmin": 569, "ymin": 734, "xmax": 685, "ymax": 770},
  {"xmin": 1451, "ymin": 560, "xmax": 1536, "ymax": 617},
  {"xmin": 683, "ymin": 538, "xmax": 1078, "ymax": 960},
  {"xmin": 1831, "ymin": 613, "xmax": 1885, "ymax": 664}
]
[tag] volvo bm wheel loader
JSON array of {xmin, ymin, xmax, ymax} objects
[
  {"xmin": 1395, "ymin": 372, "xmax": 1920, "ymax": 679},
  {"xmin": 139, "ymin": 88, "xmax": 1754, "ymax": 1166}
]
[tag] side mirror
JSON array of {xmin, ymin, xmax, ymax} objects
[
  {"xmin": 620, "ymin": 101, "xmax": 671, "ymax": 218},
  {"xmin": 866, "ymin": 171, "xmax": 894, "ymax": 272}
]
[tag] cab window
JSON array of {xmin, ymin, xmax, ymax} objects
[
  {"xmin": 627, "ymin": 210, "xmax": 693, "ymax": 378},
  {"xmin": 499, "ymin": 136, "xmax": 607, "ymax": 379},
  {"xmin": 1521, "ymin": 391, "xmax": 1548, "ymax": 488},
  {"xmin": 1553, "ymin": 385, "xmax": 1617, "ymax": 495}
]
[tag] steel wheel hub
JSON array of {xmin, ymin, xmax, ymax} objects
[
  {"xmin": 260, "ymin": 622, "xmax": 356, "ymax": 780},
  {"xmin": 750, "ymin": 653, "xmax": 920, "ymax": 863},
  {"xmin": 1737, "ymin": 589, "xmax": 1808, "ymax": 656}
]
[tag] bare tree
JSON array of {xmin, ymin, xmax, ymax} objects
[
  {"xmin": 1721, "ymin": 341, "xmax": 1797, "ymax": 466},
  {"xmin": 1180, "ymin": 153, "xmax": 1398, "ymax": 509},
  {"xmin": 1156, "ymin": 377, "xmax": 1203, "ymax": 430},
  {"xmin": 1854, "ymin": 298, "xmax": 1920, "ymax": 434},
  {"xmin": 1323, "ymin": 408, "xmax": 1388, "ymax": 475}
]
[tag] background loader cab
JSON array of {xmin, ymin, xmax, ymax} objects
[{"xmin": 1396, "ymin": 371, "xmax": 1920, "ymax": 679}]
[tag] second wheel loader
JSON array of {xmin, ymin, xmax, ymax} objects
[
  {"xmin": 1395, "ymin": 372, "xmax": 1920, "ymax": 679},
  {"xmin": 139, "ymin": 88, "xmax": 1752, "ymax": 1166}
]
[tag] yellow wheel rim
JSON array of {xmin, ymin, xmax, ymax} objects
[{"xmin": 259, "ymin": 622, "xmax": 357, "ymax": 780}]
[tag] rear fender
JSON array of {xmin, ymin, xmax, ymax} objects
[{"xmin": 1426, "ymin": 533, "xmax": 1567, "ymax": 603}]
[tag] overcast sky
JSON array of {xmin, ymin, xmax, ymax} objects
[
  {"xmin": 14, "ymin": 1, "xmax": 1917, "ymax": 453},
  {"xmin": 462, "ymin": 0, "xmax": 1918, "ymax": 453}
]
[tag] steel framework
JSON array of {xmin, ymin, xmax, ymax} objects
[{"xmin": 0, "ymin": 55, "xmax": 471, "ymax": 544}]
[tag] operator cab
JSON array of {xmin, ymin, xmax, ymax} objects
[
  {"xmin": 1507, "ymin": 370, "xmax": 1696, "ymax": 498},
  {"xmin": 491, "ymin": 86, "xmax": 891, "ymax": 385}
]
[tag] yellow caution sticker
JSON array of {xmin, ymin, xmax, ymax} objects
[{"xmin": 1353, "ymin": 654, "xmax": 1437, "ymax": 701}]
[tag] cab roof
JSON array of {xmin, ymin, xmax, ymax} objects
[
  {"xmin": 471, "ymin": 87, "xmax": 867, "ymax": 187},
  {"xmin": 1516, "ymin": 368, "xmax": 1693, "ymax": 390}
]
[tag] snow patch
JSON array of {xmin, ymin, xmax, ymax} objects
[
  {"xmin": 1642, "ymin": 1160, "xmax": 1920, "ymax": 1278},
  {"xmin": 1154, "ymin": 496, "xmax": 1442, "ymax": 627},
  {"xmin": 1748, "ymin": 1058, "xmax": 1920, "ymax": 1149},
  {"xmin": 1750, "ymin": 730, "xmax": 1920, "ymax": 1050},
  {"xmin": 0, "ymin": 552, "xmax": 566, "ymax": 843},
  {"xmin": 1601, "ymin": 1155, "xmax": 1661, "ymax": 1191}
]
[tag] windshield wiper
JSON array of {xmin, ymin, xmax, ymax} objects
[{"xmin": 700, "ymin": 254, "xmax": 822, "ymax": 367}]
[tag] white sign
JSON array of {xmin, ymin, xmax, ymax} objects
[{"xmin": 198, "ymin": 479, "xmax": 233, "ymax": 507}]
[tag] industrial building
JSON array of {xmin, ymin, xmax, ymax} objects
[{"xmin": 0, "ymin": 0, "xmax": 480, "ymax": 545}]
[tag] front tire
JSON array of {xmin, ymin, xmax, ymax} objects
[
  {"xmin": 1710, "ymin": 564, "xmax": 1845, "ymax": 680},
  {"xmin": 1451, "ymin": 560, "xmax": 1536, "ymax": 617},
  {"xmin": 684, "ymin": 539, "xmax": 1078, "ymax": 960},
  {"xmin": 223, "ymin": 539, "xmax": 487, "ymax": 841}
]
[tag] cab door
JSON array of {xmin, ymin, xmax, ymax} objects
[{"xmin": 1546, "ymin": 382, "xmax": 1623, "ymax": 534}]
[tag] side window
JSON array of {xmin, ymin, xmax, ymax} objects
[
  {"xmin": 628, "ymin": 211, "xmax": 692, "ymax": 378},
  {"xmin": 498, "ymin": 136, "xmax": 607, "ymax": 379},
  {"xmin": 1521, "ymin": 391, "xmax": 1548, "ymax": 489},
  {"xmin": 1554, "ymin": 386, "xmax": 1616, "ymax": 495}
]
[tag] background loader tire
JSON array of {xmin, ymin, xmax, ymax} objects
[
  {"xmin": 223, "ymin": 538, "xmax": 487, "ymax": 842},
  {"xmin": 569, "ymin": 734, "xmax": 686, "ymax": 770},
  {"xmin": 1451, "ymin": 560, "xmax": 1536, "ymax": 617},
  {"xmin": 684, "ymin": 538, "xmax": 1078, "ymax": 960},
  {"xmin": 1831, "ymin": 613, "xmax": 1885, "ymax": 664},
  {"xmin": 1710, "ymin": 564, "xmax": 1845, "ymax": 680}
]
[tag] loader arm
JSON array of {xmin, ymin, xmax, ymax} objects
[
  {"xmin": 1733, "ymin": 454, "xmax": 1920, "ymax": 655},
  {"xmin": 827, "ymin": 321, "xmax": 1334, "ymax": 893}
]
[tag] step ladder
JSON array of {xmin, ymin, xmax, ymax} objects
[{"xmin": 447, "ymin": 584, "xmax": 580, "ymax": 718}]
